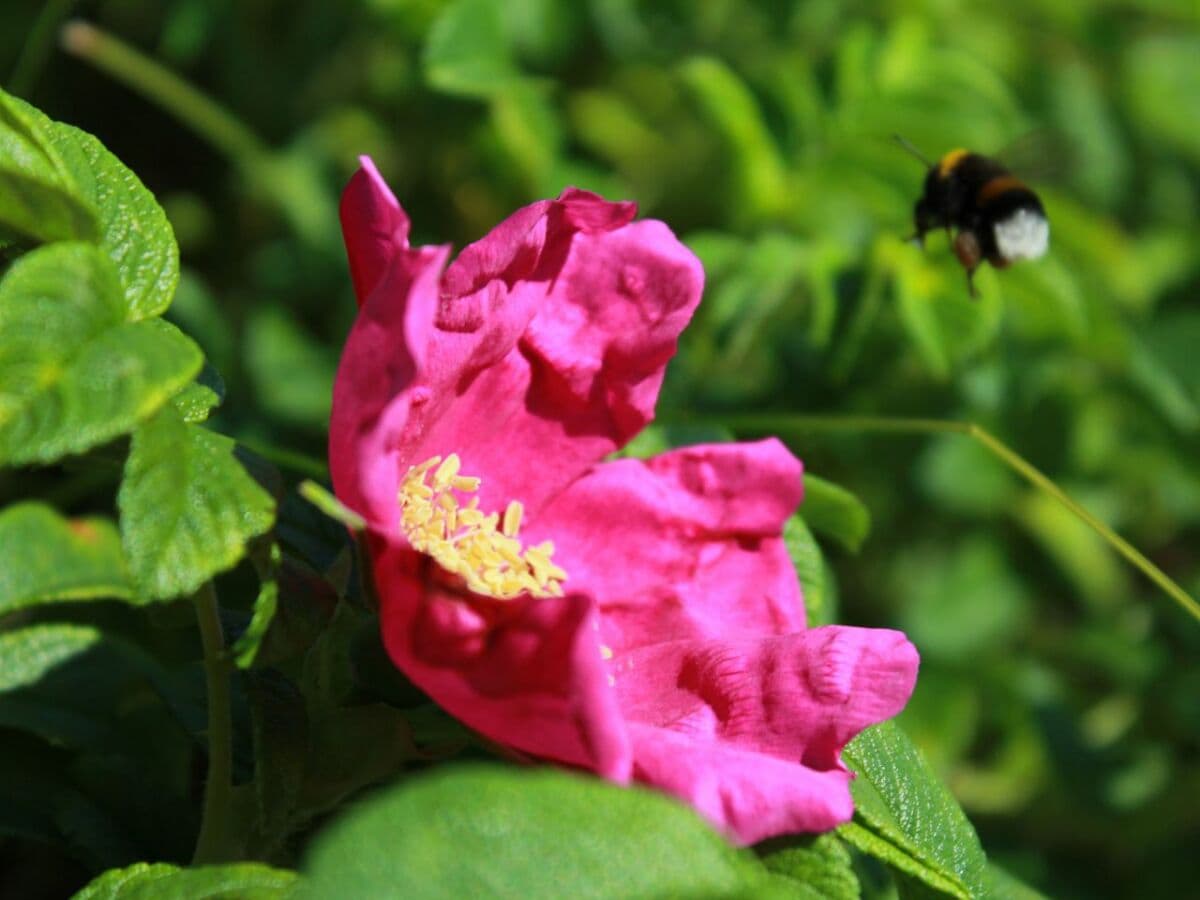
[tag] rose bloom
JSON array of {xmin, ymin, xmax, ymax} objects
[{"xmin": 330, "ymin": 159, "xmax": 919, "ymax": 845}]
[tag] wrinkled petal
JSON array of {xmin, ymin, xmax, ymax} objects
[
  {"xmin": 531, "ymin": 439, "xmax": 806, "ymax": 653},
  {"xmin": 330, "ymin": 163, "xmax": 704, "ymax": 532},
  {"xmin": 372, "ymin": 539, "xmax": 632, "ymax": 781},
  {"xmin": 620, "ymin": 626, "xmax": 919, "ymax": 843}
]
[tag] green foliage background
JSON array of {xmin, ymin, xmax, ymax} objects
[{"xmin": 2, "ymin": 0, "xmax": 1199, "ymax": 897}]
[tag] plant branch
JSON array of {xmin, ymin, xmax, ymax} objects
[{"xmin": 192, "ymin": 581, "xmax": 235, "ymax": 864}]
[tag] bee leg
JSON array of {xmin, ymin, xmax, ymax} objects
[{"xmin": 953, "ymin": 230, "xmax": 983, "ymax": 299}]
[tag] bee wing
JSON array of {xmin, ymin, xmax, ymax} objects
[{"xmin": 995, "ymin": 129, "xmax": 1078, "ymax": 185}]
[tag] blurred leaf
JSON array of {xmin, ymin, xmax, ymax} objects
[
  {"xmin": 802, "ymin": 474, "xmax": 871, "ymax": 553},
  {"xmin": 759, "ymin": 833, "xmax": 860, "ymax": 899},
  {"xmin": 0, "ymin": 89, "xmax": 99, "ymax": 244},
  {"xmin": 841, "ymin": 721, "xmax": 988, "ymax": 899},
  {"xmin": 917, "ymin": 435, "xmax": 1018, "ymax": 516},
  {"xmin": 119, "ymin": 405, "xmax": 276, "ymax": 601},
  {"xmin": 784, "ymin": 513, "xmax": 829, "ymax": 626},
  {"xmin": 1014, "ymin": 488, "xmax": 1126, "ymax": 610},
  {"xmin": 72, "ymin": 861, "xmax": 297, "ymax": 900},
  {"xmin": 1124, "ymin": 35, "xmax": 1200, "ymax": 164},
  {"xmin": 0, "ymin": 243, "xmax": 201, "ymax": 466},
  {"xmin": 245, "ymin": 305, "xmax": 335, "ymax": 429},
  {"xmin": 0, "ymin": 503, "xmax": 132, "ymax": 613},
  {"xmin": 424, "ymin": 0, "xmax": 519, "ymax": 99},
  {"xmin": 1126, "ymin": 335, "xmax": 1200, "ymax": 433},
  {"xmin": 679, "ymin": 56, "xmax": 789, "ymax": 224},
  {"xmin": 492, "ymin": 80, "xmax": 564, "ymax": 195},
  {"xmin": 896, "ymin": 539, "xmax": 1029, "ymax": 663},
  {"xmin": 300, "ymin": 764, "xmax": 772, "ymax": 899}
]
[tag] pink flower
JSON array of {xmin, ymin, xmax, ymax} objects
[{"xmin": 330, "ymin": 158, "xmax": 919, "ymax": 845}]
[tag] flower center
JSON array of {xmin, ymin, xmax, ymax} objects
[{"xmin": 397, "ymin": 454, "xmax": 567, "ymax": 600}]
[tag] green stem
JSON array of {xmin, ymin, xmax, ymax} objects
[
  {"xmin": 8, "ymin": 0, "xmax": 79, "ymax": 95},
  {"xmin": 192, "ymin": 582, "xmax": 235, "ymax": 865},
  {"xmin": 705, "ymin": 412, "xmax": 1200, "ymax": 624},
  {"xmin": 58, "ymin": 20, "xmax": 269, "ymax": 169}
]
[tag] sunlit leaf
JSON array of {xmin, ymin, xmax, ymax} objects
[
  {"xmin": 119, "ymin": 405, "xmax": 276, "ymax": 601},
  {"xmin": 0, "ymin": 89, "xmax": 99, "ymax": 244},
  {"xmin": 841, "ymin": 721, "xmax": 988, "ymax": 899},
  {"xmin": 0, "ymin": 243, "xmax": 201, "ymax": 466}
]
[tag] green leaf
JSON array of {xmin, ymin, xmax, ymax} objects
[
  {"xmin": 783, "ymin": 513, "xmax": 830, "ymax": 625},
  {"xmin": 424, "ymin": 0, "xmax": 520, "ymax": 99},
  {"xmin": 172, "ymin": 381, "xmax": 221, "ymax": 423},
  {"xmin": 119, "ymin": 405, "xmax": 276, "ymax": 601},
  {"xmin": 72, "ymin": 861, "xmax": 297, "ymax": 900},
  {"xmin": 0, "ymin": 89, "xmax": 99, "ymax": 244},
  {"xmin": 840, "ymin": 721, "xmax": 988, "ymax": 899},
  {"xmin": 0, "ymin": 243, "xmax": 201, "ymax": 466},
  {"xmin": 233, "ymin": 543, "xmax": 282, "ymax": 668},
  {"xmin": 45, "ymin": 119, "xmax": 179, "ymax": 320},
  {"xmin": 802, "ymin": 474, "xmax": 871, "ymax": 553},
  {"xmin": 0, "ymin": 503, "xmax": 133, "ymax": 613},
  {"xmin": 300, "ymin": 764, "xmax": 771, "ymax": 899},
  {"xmin": 759, "ymin": 833, "xmax": 860, "ymax": 899},
  {"xmin": 0, "ymin": 623, "xmax": 103, "ymax": 695}
]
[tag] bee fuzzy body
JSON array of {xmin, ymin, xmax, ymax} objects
[{"xmin": 911, "ymin": 148, "xmax": 1048, "ymax": 296}]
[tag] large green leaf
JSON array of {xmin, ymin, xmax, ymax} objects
[
  {"xmin": 119, "ymin": 405, "xmax": 277, "ymax": 600},
  {"xmin": 840, "ymin": 721, "xmax": 989, "ymax": 899},
  {"xmin": 72, "ymin": 862, "xmax": 297, "ymax": 900},
  {"xmin": 300, "ymin": 765, "xmax": 774, "ymax": 899},
  {"xmin": 44, "ymin": 119, "xmax": 179, "ymax": 320},
  {"xmin": 0, "ymin": 502, "xmax": 132, "ymax": 613},
  {"xmin": 0, "ymin": 89, "xmax": 99, "ymax": 244},
  {"xmin": 0, "ymin": 242, "xmax": 201, "ymax": 466}
]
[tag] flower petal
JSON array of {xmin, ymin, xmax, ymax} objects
[
  {"xmin": 339, "ymin": 156, "xmax": 412, "ymax": 305},
  {"xmin": 372, "ymin": 540, "xmax": 632, "ymax": 780},
  {"xmin": 332, "ymin": 170, "xmax": 705, "ymax": 531},
  {"xmin": 622, "ymin": 626, "xmax": 919, "ymax": 844},
  {"xmin": 530, "ymin": 439, "xmax": 806, "ymax": 653}
]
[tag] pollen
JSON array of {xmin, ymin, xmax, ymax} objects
[{"xmin": 398, "ymin": 454, "xmax": 567, "ymax": 600}]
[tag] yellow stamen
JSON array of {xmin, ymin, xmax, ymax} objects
[
  {"xmin": 397, "ymin": 453, "xmax": 568, "ymax": 600},
  {"xmin": 502, "ymin": 500, "xmax": 524, "ymax": 537}
]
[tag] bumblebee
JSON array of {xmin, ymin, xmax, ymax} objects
[{"xmin": 897, "ymin": 136, "xmax": 1049, "ymax": 296}]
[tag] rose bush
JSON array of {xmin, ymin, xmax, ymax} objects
[{"xmin": 330, "ymin": 158, "xmax": 919, "ymax": 844}]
